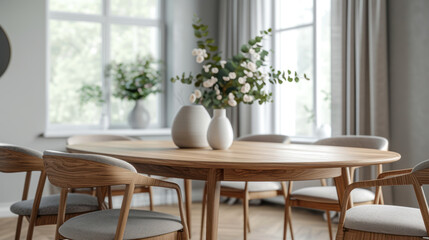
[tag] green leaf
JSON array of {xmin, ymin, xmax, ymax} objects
[
  {"xmin": 241, "ymin": 44, "xmax": 249, "ymax": 53},
  {"xmin": 232, "ymin": 53, "xmax": 244, "ymax": 62},
  {"xmin": 248, "ymin": 39, "xmax": 257, "ymax": 46},
  {"xmin": 255, "ymin": 36, "xmax": 262, "ymax": 42},
  {"xmin": 194, "ymin": 30, "xmax": 202, "ymax": 38},
  {"xmin": 205, "ymin": 38, "xmax": 215, "ymax": 44},
  {"xmin": 208, "ymin": 45, "xmax": 218, "ymax": 52},
  {"xmin": 192, "ymin": 24, "xmax": 200, "ymax": 30},
  {"xmin": 287, "ymin": 70, "xmax": 291, "ymax": 75},
  {"xmin": 256, "ymin": 60, "xmax": 263, "ymax": 68}
]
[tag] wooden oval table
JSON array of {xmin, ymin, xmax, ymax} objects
[{"xmin": 67, "ymin": 140, "xmax": 401, "ymax": 240}]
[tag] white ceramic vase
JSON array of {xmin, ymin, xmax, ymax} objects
[
  {"xmin": 128, "ymin": 100, "xmax": 150, "ymax": 129},
  {"xmin": 171, "ymin": 105, "xmax": 211, "ymax": 148},
  {"xmin": 207, "ymin": 109, "xmax": 233, "ymax": 150}
]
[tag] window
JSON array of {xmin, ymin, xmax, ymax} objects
[
  {"xmin": 48, "ymin": 0, "xmax": 164, "ymax": 130},
  {"xmin": 272, "ymin": 0, "xmax": 331, "ymax": 138}
]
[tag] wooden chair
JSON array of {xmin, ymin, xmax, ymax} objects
[
  {"xmin": 285, "ymin": 135, "xmax": 388, "ymax": 240},
  {"xmin": 66, "ymin": 134, "xmax": 154, "ymax": 210},
  {"xmin": 201, "ymin": 134, "xmax": 292, "ymax": 240},
  {"xmin": 0, "ymin": 143, "xmax": 100, "ymax": 240},
  {"xmin": 336, "ymin": 160, "xmax": 429, "ymax": 239},
  {"xmin": 43, "ymin": 150, "xmax": 188, "ymax": 240}
]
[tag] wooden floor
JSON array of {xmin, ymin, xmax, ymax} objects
[{"xmin": 0, "ymin": 202, "xmax": 337, "ymax": 240}]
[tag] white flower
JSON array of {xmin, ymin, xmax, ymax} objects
[
  {"xmin": 192, "ymin": 48, "xmax": 199, "ymax": 56},
  {"xmin": 194, "ymin": 89, "xmax": 202, "ymax": 98},
  {"xmin": 246, "ymin": 71, "xmax": 254, "ymax": 78},
  {"xmin": 203, "ymin": 64, "xmax": 211, "ymax": 72},
  {"xmin": 196, "ymin": 55, "xmax": 204, "ymax": 63},
  {"xmin": 240, "ymin": 62, "xmax": 247, "ymax": 68},
  {"xmin": 228, "ymin": 99, "xmax": 237, "ymax": 107},
  {"xmin": 220, "ymin": 60, "xmax": 227, "ymax": 68},
  {"xmin": 215, "ymin": 89, "xmax": 220, "ymax": 95},
  {"xmin": 252, "ymin": 53, "xmax": 260, "ymax": 60},
  {"xmin": 138, "ymin": 88, "xmax": 143, "ymax": 94},
  {"xmin": 249, "ymin": 48, "xmax": 255, "ymax": 54},
  {"xmin": 204, "ymin": 53, "xmax": 208, "ymax": 58},
  {"xmin": 238, "ymin": 77, "xmax": 246, "ymax": 84},
  {"xmin": 216, "ymin": 95, "xmax": 222, "ymax": 100},
  {"xmin": 144, "ymin": 83, "xmax": 152, "ymax": 88},
  {"xmin": 222, "ymin": 76, "xmax": 230, "ymax": 81},
  {"xmin": 203, "ymin": 80, "xmax": 212, "ymax": 88},
  {"xmin": 189, "ymin": 93, "xmax": 196, "ymax": 103},
  {"xmin": 241, "ymin": 83, "xmax": 251, "ymax": 93},
  {"xmin": 228, "ymin": 92, "xmax": 235, "ymax": 100},
  {"xmin": 210, "ymin": 76, "xmax": 218, "ymax": 84},
  {"xmin": 211, "ymin": 67, "xmax": 219, "ymax": 74},
  {"xmin": 229, "ymin": 72, "xmax": 236, "ymax": 79},
  {"xmin": 247, "ymin": 62, "xmax": 257, "ymax": 72},
  {"xmin": 196, "ymin": 48, "xmax": 203, "ymax": 56},
  {"xmin": 243, "ymin": 94, "xmax": 254, "ymax": 103}
]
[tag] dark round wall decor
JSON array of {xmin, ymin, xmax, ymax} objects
[{"xmin": 0, "ymin": 25, "xmax": 11, "ymax": 78}]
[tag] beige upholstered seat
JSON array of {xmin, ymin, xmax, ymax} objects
[
  {"xmin": 291, "ymin": 186, "xmax": 375, "ymax": 204},
  {"xmin": 285, "ymin": 135, "xmax": 389, "ymax": 240},
  {"xmin": 344, "ymin": 205, "xmax": 426, "ymax": 237},
  {"xmin": 201, "ymin": 134, "xmax": 290, "ymax": 240},
  {"xmin": 0, "ymin": 143, "xmax": 101, "ymax": 240},
  {"xmin": 43, "ymin": 150, "xmax": 188, "ymax": 240},
  {"xmin": 336, "ymin": 159, "xmax": 429, "ymax": 239}
]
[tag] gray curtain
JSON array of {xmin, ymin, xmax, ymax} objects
[
  {"xmin": 218, "ymin": 0, "xmax": 272, "ymax": 138},
  {"xmin": 331, "ymin": 0, "xmax": 389, "ymax": 138},
  {"xmin": 331, "ymin": 0, "xmax": 391, "ymax": 201}
]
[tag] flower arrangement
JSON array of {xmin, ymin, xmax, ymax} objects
[
  {"xmin": 108, "ymin": 55, "xmax": 162, "ymax": 101},
  {"xmin": 171, "ymin": 17, "xmax": 309, "ymax": 109}
]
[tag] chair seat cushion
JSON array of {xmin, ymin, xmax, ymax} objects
[
  {"xmin": 344, "ymin": 205, "xmax": 427, "ymax": 236},
  {"xmin": 59, "ymin": 209, "xmax": 183, "ymax": 240},
  {"xmin": 10, "ymin": 193, "xmax": 99, "ymax": 216},
  {"xmin": 291, "ymin": 186, "xmax": 375, "ymax": 203},
  {"xmin": 221, "ymin": 181, "xmax": 281, "ymax": 192}
]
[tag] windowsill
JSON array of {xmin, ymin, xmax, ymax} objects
[
  {"xmin": 43, "ymin": 128, "xmax": 171, "ymax": 138},
  {"xmin": 289, "ymin": 136, "xmax": 319, "ymax": 144}
]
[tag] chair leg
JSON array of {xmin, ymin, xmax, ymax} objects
[
  {"xmin": 288, "ymin": 207, "xmax": 294, "ymax": 240},
  {"xmin": 108, "ymin": 187, "xmax": 113, "ymax": 209},
  {"xmin": 148, "ymin": 186, "xmax": 154, "ymax": 211},
  {"xmin": 243, "ymin": 193, "xmax": 249, "ymax": 240},
  {"xmin": 15, "ymin": 215, "xmax": 23, "ymax": 240},
  {"xmin": 326, "ymin": 210, "xmax": 333, "ymax": 240},
  {"xmin": 200, "ymin": 182, "xmax": 207, "ymax": 240},
  {"xmin": 246, "ymin": 212, "xmax": 251, "ymax": 233}
]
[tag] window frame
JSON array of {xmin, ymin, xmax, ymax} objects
[
  {"xmin": 271, "ymin": 0, "xmax": 329, "ymax": 138},
  {"xmin": 46, "ymin": 0, "xmax": 167, "ymax": 131}
]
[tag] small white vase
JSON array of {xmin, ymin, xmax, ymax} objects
[
  {"xmin": 128, "ymin": 100, "xmax": 150, "ymax": 129},
  {"xmin": 171, "ymin": 105, "xmax": 211, "ymax": 148},
  {"xmin": 207, "ymin": 109, "xmax": 233, "ymax": 150}
]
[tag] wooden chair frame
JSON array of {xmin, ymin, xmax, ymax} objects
[
  {"xmin": 0, "ymin": 146, "xmax": 102, "ymax": 240},
  {"xmin": 43, "ymin": 154, "xmax": 189, "ymax": 240},
  {"xmin": 66, "ymin": 134, "xmax": 154, "ymax": 211},
  {"xmin": 336, "ymin": 167, "xmax": 429, "ymax": 240}
]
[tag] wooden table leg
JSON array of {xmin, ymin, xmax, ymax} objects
[
  {"xmin": 334, "ymin": 167, "xmax": 352, "ymax": 209},
  {"xmin": 206, "ymin": 169, "xmax": 221, "ymax": 240},
  {"xmin": 184, "ymin": 179, "xmax": 192, "ymax": 239}
]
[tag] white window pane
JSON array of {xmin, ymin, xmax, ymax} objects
[
  {"xmin": 110, "ymin": 0, "xmax": 160, "ymax": 19},
  {"xmin": 49, "ymin": 20, "xmax": 102, "ymax": 125},
  {"xmin": 275, "ymin": 0, "xmax": 313, "ymax": 29},
  {"xmin": 316, "ymin": 0, "xmax": 331, "ymax": 135},
  {"xmin": 49, "ymin": 0, "xmax": 102, "ymax": 15},
  {"xmin": 275, "ymin": 27, "xmax": 314, "ymax": 137},
  {"xmin": 109, "ymin": 25, "xmax": 160, "ymax": 126}
]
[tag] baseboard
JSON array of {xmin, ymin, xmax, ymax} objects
[{"xmin": 0, "ymin": 202, "xmax": 14, "ymax": 218}]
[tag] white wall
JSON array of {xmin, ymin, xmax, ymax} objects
[
  {"xmin": 388, "ymin": 0, "xmax": 429, "ymax": 207},
  {"xmin": 0, "ymin": 0, "xmax": 218, "ymax": 216}
]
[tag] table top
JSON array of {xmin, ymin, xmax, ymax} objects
[{"xmin": 66, "ymin": 140, "xmax": 401, "ymax": 170}]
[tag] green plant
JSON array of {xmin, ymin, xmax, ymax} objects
[
  {"xmin": 171, "ymin": 16, "xmax": 309, "ymax": 109},
  {"xmin": 107, "ymin": 55, "xmax": 162, "ymax": 101},
  {"xmin": 79, "ymin": 84, "xmax": 104, "ymax": 106}
]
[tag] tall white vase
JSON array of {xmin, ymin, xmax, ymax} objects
[
  {"xmin": 128, "ymin": 100, "xmax": 150, "ymax": 129},
  {"xmin": 207, "ymin": 109, "xmax": 233, "ymax": 150},
  {"xmin": 171, "ymin": 105, "xmax": 211, "ymax": 148}
]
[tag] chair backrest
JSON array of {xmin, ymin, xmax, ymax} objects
[
  {"xmin": 237, "ymin": 134, "xmax": 291, "ymax": 144},
  {"xmin": 0, "ymin": 143, "xmax": 43, "ymax": 173},
  {"xmin": 412, "ymin": 159, "xmax": 429, "ymax": 185},
  {"xmin": 43, "ymin": 150, "xmax": 137, "ymax": 189},
  {"xmin": 66, "ymin": 134, "xmax": 135, "ymax": 146},
  {"xmin": 314, "ymin": 135, "xmax": 388, "ymax": 150}
]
